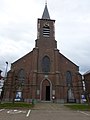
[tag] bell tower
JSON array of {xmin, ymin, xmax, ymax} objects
[{"xmin": 35, "ymin": 3, "xmax": 57, "ymax": 49}]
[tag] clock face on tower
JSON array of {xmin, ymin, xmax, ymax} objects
[{"xmin": 44, "ymin": 22, "xmax": 49, "ymax": 27}]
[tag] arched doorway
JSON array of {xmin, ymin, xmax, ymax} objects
[{"xmin": 40, "ymin": 79, "xmax": 52, "ymax": 101}]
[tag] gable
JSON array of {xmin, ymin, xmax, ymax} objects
[
  {"xmin": 59, "ymin": 52, "xmax": 79, "ymax": 72},
  {"xmin": 11, "ymin": 51, "xmax": 33, "ymax": 71}
]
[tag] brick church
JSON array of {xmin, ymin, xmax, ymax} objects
[{"xmin": 3, "ymin": 4, "xmax": 82, "ymax": 103}]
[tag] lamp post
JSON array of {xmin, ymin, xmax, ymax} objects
[
  {"xmin": 0, "ymin": 62, "xmax": 8, "ymax": 102},
  {"xmin": 4, "ymin": 62, "xmax": 8, "ymax": 80},
  {"xmin": 0, "ymin": 70, "xmax": 3, "ymax": 102}
]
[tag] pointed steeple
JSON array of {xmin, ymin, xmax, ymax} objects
[{"xmin": 42, "ymin": 2, "xmax": 50, "ymax": 19}]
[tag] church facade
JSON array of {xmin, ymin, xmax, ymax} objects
[{"xmin": 3, "ymin": 4, "xmax": 82, "ymax": 103}]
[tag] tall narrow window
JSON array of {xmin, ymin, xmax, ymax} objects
[
  {"xmin": 66, "ymin": 71, "xmax": 75, "ymax": 102},
  {"xmin": 42, "ymin": 56, "xmax": 50, "ymax": 73},
  {"xmin": 15, "ymin": 69, "xmax": 26, "ymax": 101},
  {"xmin": 43, "ymin": 25, "xmax": 50, "ymax": 37},
  {"xmin": 18, "ymin": 69, "xmax": 26, "ymax": 85},
  {"xmin": 66, "ymin": 71, "xmax": 72, "ymax": 86}
]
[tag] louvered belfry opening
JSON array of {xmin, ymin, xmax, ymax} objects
[{"xmin": 43, "ymin": 25, "xmax": 50, "ymax": 37}]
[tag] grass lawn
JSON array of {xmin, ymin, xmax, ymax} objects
[
  {"xmin": 64, "ymin": 104, "xmax": 90, "ymax": 111},
  {"xmin": 0, "ymin": 102, "xmax": 33, "ymax": 109}
]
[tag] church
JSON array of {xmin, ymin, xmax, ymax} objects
[{"xmin": 3, "ymin": 4, "xmax": 82, "ymax": 103}]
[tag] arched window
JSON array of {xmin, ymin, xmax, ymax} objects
[
  {"xmin": 42, "ymin": 56, "xmax": 50, "ymax": 73},
  {"xmin": 66, "ymin": 71, "xmax": 72, "ymax": 86},
  {"xmin": 66, "ymin": 71, "xmax": 75, "ymax": 102},
  {"xmin": 15, "ymin": 69, "xmax": 26, "ymax": 101},
  {"xmin": 17, "ymin": 69, "xmax": 26, "ymax": 84},
  {"xmin": 43, "ymin": 25, "xmax": 50, "ymax": 37}
]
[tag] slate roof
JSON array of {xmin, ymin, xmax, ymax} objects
[{"xmin": 42, "ymin": 3, "xmax": 50, "ymax": 19}]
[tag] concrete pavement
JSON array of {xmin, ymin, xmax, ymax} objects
[
  {"xmin": 30, "ymin": 102, "xmax": 90, "ymax": 120},
  {"xmin": 0, "ymin": 102, "xmax": 90, "ymax": 120},
  {"xmin": 32, "ymin": 102, "xmax": 68, "ymax": 110}
]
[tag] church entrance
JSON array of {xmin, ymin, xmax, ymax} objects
[
  {"xmin": 46, "ymin": 86, "xmax": 50, "ymax": 101},
  {"xmin": 40, "ymin": 79, "xmax": 52, "ymax": 101}
]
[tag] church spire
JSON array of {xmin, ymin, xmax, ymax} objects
[{"xmin": 42, "ymin": 2, "xmax": 50, "ymax": 19}]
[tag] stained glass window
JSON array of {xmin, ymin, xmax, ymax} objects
[
  {"xmin": 66, "ymin": 71, "xmax": 72, "ymax": 86},
  {"xmin": 18, "ymin": 69, "xmax": 25, "ymax": 84},
  {"xmin": 42, "ymin": 56, "xmax": 50, "ymax": 73}
]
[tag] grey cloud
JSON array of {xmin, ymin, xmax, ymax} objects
[{"xmin": 0, "ymin": 0, "xmax": 90, "ymax": 75}]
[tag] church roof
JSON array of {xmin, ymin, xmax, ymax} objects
[
  {"xmin": 83, "ymin": 70, "xmax": 90, "ymax": 75},
  {"xmin": 42, "ymin": 3, "xmax": 50, "ymax": 19}
]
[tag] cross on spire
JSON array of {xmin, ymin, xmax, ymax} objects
[{"xmin": 45, "ymin": 0, "xmax": 47, "ymax": 5}]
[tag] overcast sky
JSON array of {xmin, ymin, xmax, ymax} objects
[{"xmin": 0, "ymin": 0, "xmax": 90, "ymax": 76}]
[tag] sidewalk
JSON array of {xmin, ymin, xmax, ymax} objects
[{"xmin": 32, "ymin": 102, "xmax": 69, "ymax": 110}]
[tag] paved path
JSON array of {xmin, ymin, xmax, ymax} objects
[{"xmin": 32, "ymin": 102, "xmax": 68, "ymax": 110}]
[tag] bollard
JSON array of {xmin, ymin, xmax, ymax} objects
[{"xmin": 32, "ymin": 99, "xmax": 35, "ymax": 106}]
